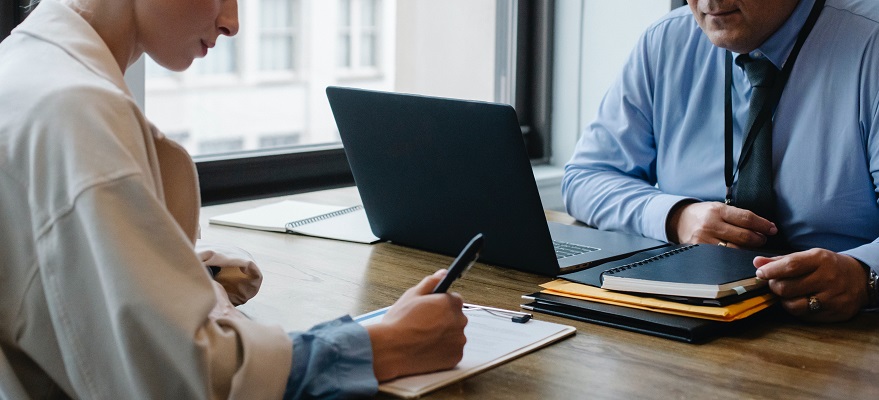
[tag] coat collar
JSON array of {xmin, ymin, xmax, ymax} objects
[{"xmin": 14, "ymin": 0, "xmax": 132, "ymax": 99}]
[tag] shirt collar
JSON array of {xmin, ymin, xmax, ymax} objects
[
  {"xmin": 739, "ymin": 0, "xmax": 816, "ymax": 68},
  {"xmin": 13, "ymin": 0, "xmax": 132, "ymax": 98}
]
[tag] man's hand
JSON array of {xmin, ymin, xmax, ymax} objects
[
  {"xmin": 755, "ymin": 249, "xmax": 868, "ymax": 322},
  {"xmin": 366, "ymin": 270, "xmax": 468, "ymax": 382},
  {"xmin": 667, "ymin": 201, "xmax": 778, "ymax": 248}
]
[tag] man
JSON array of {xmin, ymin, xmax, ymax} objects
[{"xmin": 562, "ymin": 0, "xmax": 879, "ymax": 322}]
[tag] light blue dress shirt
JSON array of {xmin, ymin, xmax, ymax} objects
[
  {"xmin": 284, "ymin": 316, "xmax": 378, "ymax": 399},
  {"xmin": 563, "ymin": 0, "xmax": 879, "ymax": 271}
]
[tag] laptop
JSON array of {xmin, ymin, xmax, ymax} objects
[{"xmin": 326, "ymin": 87, "xmax": 667, "ymax": 276}]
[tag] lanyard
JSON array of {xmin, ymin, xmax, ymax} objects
[{"xmin": 723, "ymin": 0, "xmax": 825, "ymax": 204}]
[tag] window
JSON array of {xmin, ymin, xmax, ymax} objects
[
  {"xmin": 198, "ymin": 137, "xmax": 245, "ymax": 154},
  {"xmin": 195, "ymin": 37, "xmax": 238, "ymax": 76},
  {"xmin": 259, "ymin": 132, "xmax": 301, "ymax": 147},
  {"xmin": 1, "ymin": 0, "xmax": 30, "ymax": 39},
  {"xmin": 2, "ymin": 0, "xmax": 556, "ymax": 205},
  {"xmin": 259, "ymin": 0, "xmax": 298, "ymax": 72},
  {"xmin": 337, "ymin": 0, "xmax": 379, "ymax": 73}
]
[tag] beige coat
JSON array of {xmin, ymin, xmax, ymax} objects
[{"xmin": 0, "ymin": 1, "xmax": 292, "ymax": 398}]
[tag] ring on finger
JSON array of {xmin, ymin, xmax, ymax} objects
[
  {"xmin": 717, "ymin": 241, "xmax": 728, "ymax": 247},
  {"xmin": 807, "ymin": 295, "xmax": 822, "ymax": 313}
]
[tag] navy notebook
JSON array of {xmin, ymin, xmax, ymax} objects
[{"xmin": 561, "ymin": 244, "xmax": 777, "ymax": 299}]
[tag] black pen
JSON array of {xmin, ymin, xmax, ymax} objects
[{"xmin": 432, "ymin": 233, "xmax": 484, "ymax": 293}]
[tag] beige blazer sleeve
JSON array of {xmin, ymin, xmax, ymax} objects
[
  {"xmin": 38, "ymin": 173, "xmax": 292, "ymax": 399},
  {"xmin": 26, "ymin": 87, "xmax": 293, "ymax": 399}
]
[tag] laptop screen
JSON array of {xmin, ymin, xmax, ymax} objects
[{"xmin": 327, "ymin": 86, "xmax": 560, "ymax": 275}]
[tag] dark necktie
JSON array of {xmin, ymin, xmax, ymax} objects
[{"xmin": 732, "ymin": 55, "xmax": 779, "ymax": 224}]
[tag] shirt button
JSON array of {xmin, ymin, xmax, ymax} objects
[{"xmin": 752, "ymin": 51, "xmax": 764, "ymax": 58}]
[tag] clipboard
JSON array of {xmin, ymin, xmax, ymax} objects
[{"xmin": 355, "ymin": 305, "xmax": 575, "ymax": 398}]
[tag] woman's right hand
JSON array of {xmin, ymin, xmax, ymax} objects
[{"xmin": 365, "ymin": 269, "xmax": 468, "ymax": 382}]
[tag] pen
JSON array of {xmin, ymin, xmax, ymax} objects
[
  {"xmin": 432, "ymin": 233, "xmax": 484, "ymax": 293},
  {"xmin": 463, "ymin": 303, "xmax": 532, "ymax": 318}
]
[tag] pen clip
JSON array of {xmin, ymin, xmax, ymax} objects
[{"xmin": 463, "ymin": 303, "xmax": 532, "ymax": 323}]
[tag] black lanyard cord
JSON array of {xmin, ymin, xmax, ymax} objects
[
  {"xmin": 723, "ymin": 0, "xmax": 826, "ymax": 204},
  {"xmin": 724, "ymin": 50, "xmax": 734, "ymax": 204}
]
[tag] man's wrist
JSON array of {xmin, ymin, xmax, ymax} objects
[
  {"xmin": 665, "ymin": 200, "xmax": 697, "ymax": 244},
  {"xmin": 862, "ymin": 263, "xmax": 879, "ymax": 309}
]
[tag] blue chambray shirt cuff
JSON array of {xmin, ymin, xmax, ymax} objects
[
  {"xmin": 841, "ymin": 243, "xmax": 879, "ymax": 312},
  {"xmin": 284, "ymin": 315, "xmax": 378, "ymax": 399},
  {"xmin": 642, "ymin": 194, "xmax": 699, "ymax": 243}
]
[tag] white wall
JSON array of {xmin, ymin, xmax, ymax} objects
[
  {"xmin": 394, "ymin": 0, "xmax": 495, "ymax": 101},
  {"xmin": 536, "ymin": 0, "xmax": 673, "ymax": 210},
  {"xmin": 551, "ymin": 0, "xmax": 675, "ymax": 168}
]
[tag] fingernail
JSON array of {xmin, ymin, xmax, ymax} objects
[
  {"xmin": 769, "ymin": 224, "xmax": 778, "ymax": 235},
  {"xmin": 755, "ymin": 268, "xmax": 765, "ymax": 279},
  {"xmin": 434, "ymin": 269, "xmax": 447, "ymax": 276}
]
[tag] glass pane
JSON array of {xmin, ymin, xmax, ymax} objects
[
  {"xmin": 194, "ymin": 36, "xmax": 237, "ymax": 75},
  {"xmin": 260, "ymin": 36, "xmax": 293, "ymax": 71},
  {"xmin": 361, "ymin": 0, "xmax": 377, "ymax": 27},
  {"xmin": 144, "ymin": 0, "xmax": 500, "ymax": 158},
  {"xmin": 339, "ymin": 0, "xmax": 351, "ymax": 27},
  {"xmin": 360, "ymin": 33, "xmax": 375, "ymax": 67},
  {"xmin": 337, "ymin": 34, "xmax": 351, "ymax": 68},
  {"xmin": 259, "ymin": 132, "xmax": 302, "ymax": 148},
  {"xmin": 198, "ymin": 137, "xmax": 245, "ymax": 154},
  {"xmin": 261, "ymin": 0, "xmax": 291, "ymax": 29}
]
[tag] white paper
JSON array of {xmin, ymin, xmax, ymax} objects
[
  {"xmin": 356, "ymin": 306, "xmax": 576, "ymax": 398},
  {"xmin": 209, "ymin": 200, "xmax": 379, "ymax": 243}
]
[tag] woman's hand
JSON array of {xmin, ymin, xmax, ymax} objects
[{"xmin": 366, "ymin": 270, "xmax": 468, "ymax": 381}]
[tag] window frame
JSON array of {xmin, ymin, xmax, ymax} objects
[
  {"xmin": 1, "ymin": 0, "xmax": 26, "ymax": 40},
  {"xmin": 0, "ymin": 0, "xmax": 556, "ymax": 205},
  {"xmin": 514, "ymin": 0, "xmax": 554, "ymax": 163}
]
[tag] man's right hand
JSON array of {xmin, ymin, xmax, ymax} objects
[
  {"xmin": 666, "ymin": 201, "xmax": 778, "ymax": 248},
  {"xmin": 365, "ymin": 269, "xmax": 468, "ymax": 382}
]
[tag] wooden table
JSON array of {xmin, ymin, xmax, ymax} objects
[{"xmin": 200, "ymin": 187, "xmax": 879, "ymax": 399}]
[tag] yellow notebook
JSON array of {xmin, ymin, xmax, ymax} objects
[{"xmin": 540, "ymin": 279, "xmax": 775, "ymax": 322}]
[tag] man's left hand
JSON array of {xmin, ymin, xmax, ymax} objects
[{"xmin": 755, "ymin": 249, "xmax": 868, "ymax": 322}]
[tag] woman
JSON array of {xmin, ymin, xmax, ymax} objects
[{"xmin": 0, "ymin": 0, "xmax": 467, "ymax": 398}]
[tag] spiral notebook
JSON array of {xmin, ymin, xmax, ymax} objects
[
  {"xmin": 560, "ymin": 244, "xmax": 776, "ymax": 299},
  {"xmin": 209, "ymin": 200, "xmax": 380, "ymax": 244}
]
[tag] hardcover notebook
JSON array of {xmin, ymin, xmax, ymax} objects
[
  {"xmin": 539, "ymin": 279, "xmax": 775, "ymax": 321},
  {"xmin": 561, "ymin": 244, "xmax": 775, "ymax": 299},
  {"xmin": 326, "ymin": 86, "xmax": 667, "ymax": 276},
  {"xmin": 521, "ymin": 291, "xmax": 728, "ymax": 343},
  {"xmin": 209, "ymin": 200, "xmax": 380, "ymax": 244}
]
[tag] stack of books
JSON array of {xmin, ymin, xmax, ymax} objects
[{"xmin": 522, "ymin": 244, "xmax": 778, "ymax": 343}]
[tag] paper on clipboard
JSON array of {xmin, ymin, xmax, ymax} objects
[{"xmin": 355, "ymin": 306, "xmax": 576, "ymax": 399}]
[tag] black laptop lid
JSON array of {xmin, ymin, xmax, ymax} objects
[{"xmin": 327, "ymin": 87, "xmax": 559, "ymax": 276}]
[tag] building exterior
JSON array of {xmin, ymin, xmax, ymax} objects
[{"xmin": 145, "ymin": 0, "xmax": 496, "ymax": 157}]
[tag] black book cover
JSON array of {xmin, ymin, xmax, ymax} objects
[{"xmin": 560, "ymin": 244, "xmax": 778, "ymax": 299}]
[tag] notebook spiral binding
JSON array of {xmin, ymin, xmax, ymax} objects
[
  {"xmin": 602, "ymin": 244, "xmax": 699, "ymax": 275},
  {"xmin": 285, "ymin": 205, "xmax": 364, "ymax": 230}
]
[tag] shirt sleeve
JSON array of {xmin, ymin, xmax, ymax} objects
[
  {"xmin": 561, "ymin": 28, "xmax": 695, "ymax": 242},
  {"xmin": 37, "ymin": 175, "xmax": 293, "ymax": 399},
  {"xmin": 283, "ymin": 316, "xmax": 378, "ymax": 399},
  {"xmin": 841, "ymin": 67, "xmax": 879, "ymax": 278}
]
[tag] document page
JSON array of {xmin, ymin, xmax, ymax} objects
[
  {"xmin": 209, "ymin": 200, "xmax": 348, "ymax": 232},
  {"xmin": 356, "ymin": 306, "xmax": 575, "ymax": 399},
  {"xmin": 209, "ymin": 200, "xmax": 379, "ymax": 243}
]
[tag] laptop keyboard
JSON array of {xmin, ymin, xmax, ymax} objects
[{"xmin": 553, "ymin": 240, "xmax": 599, "ymax": 260}]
